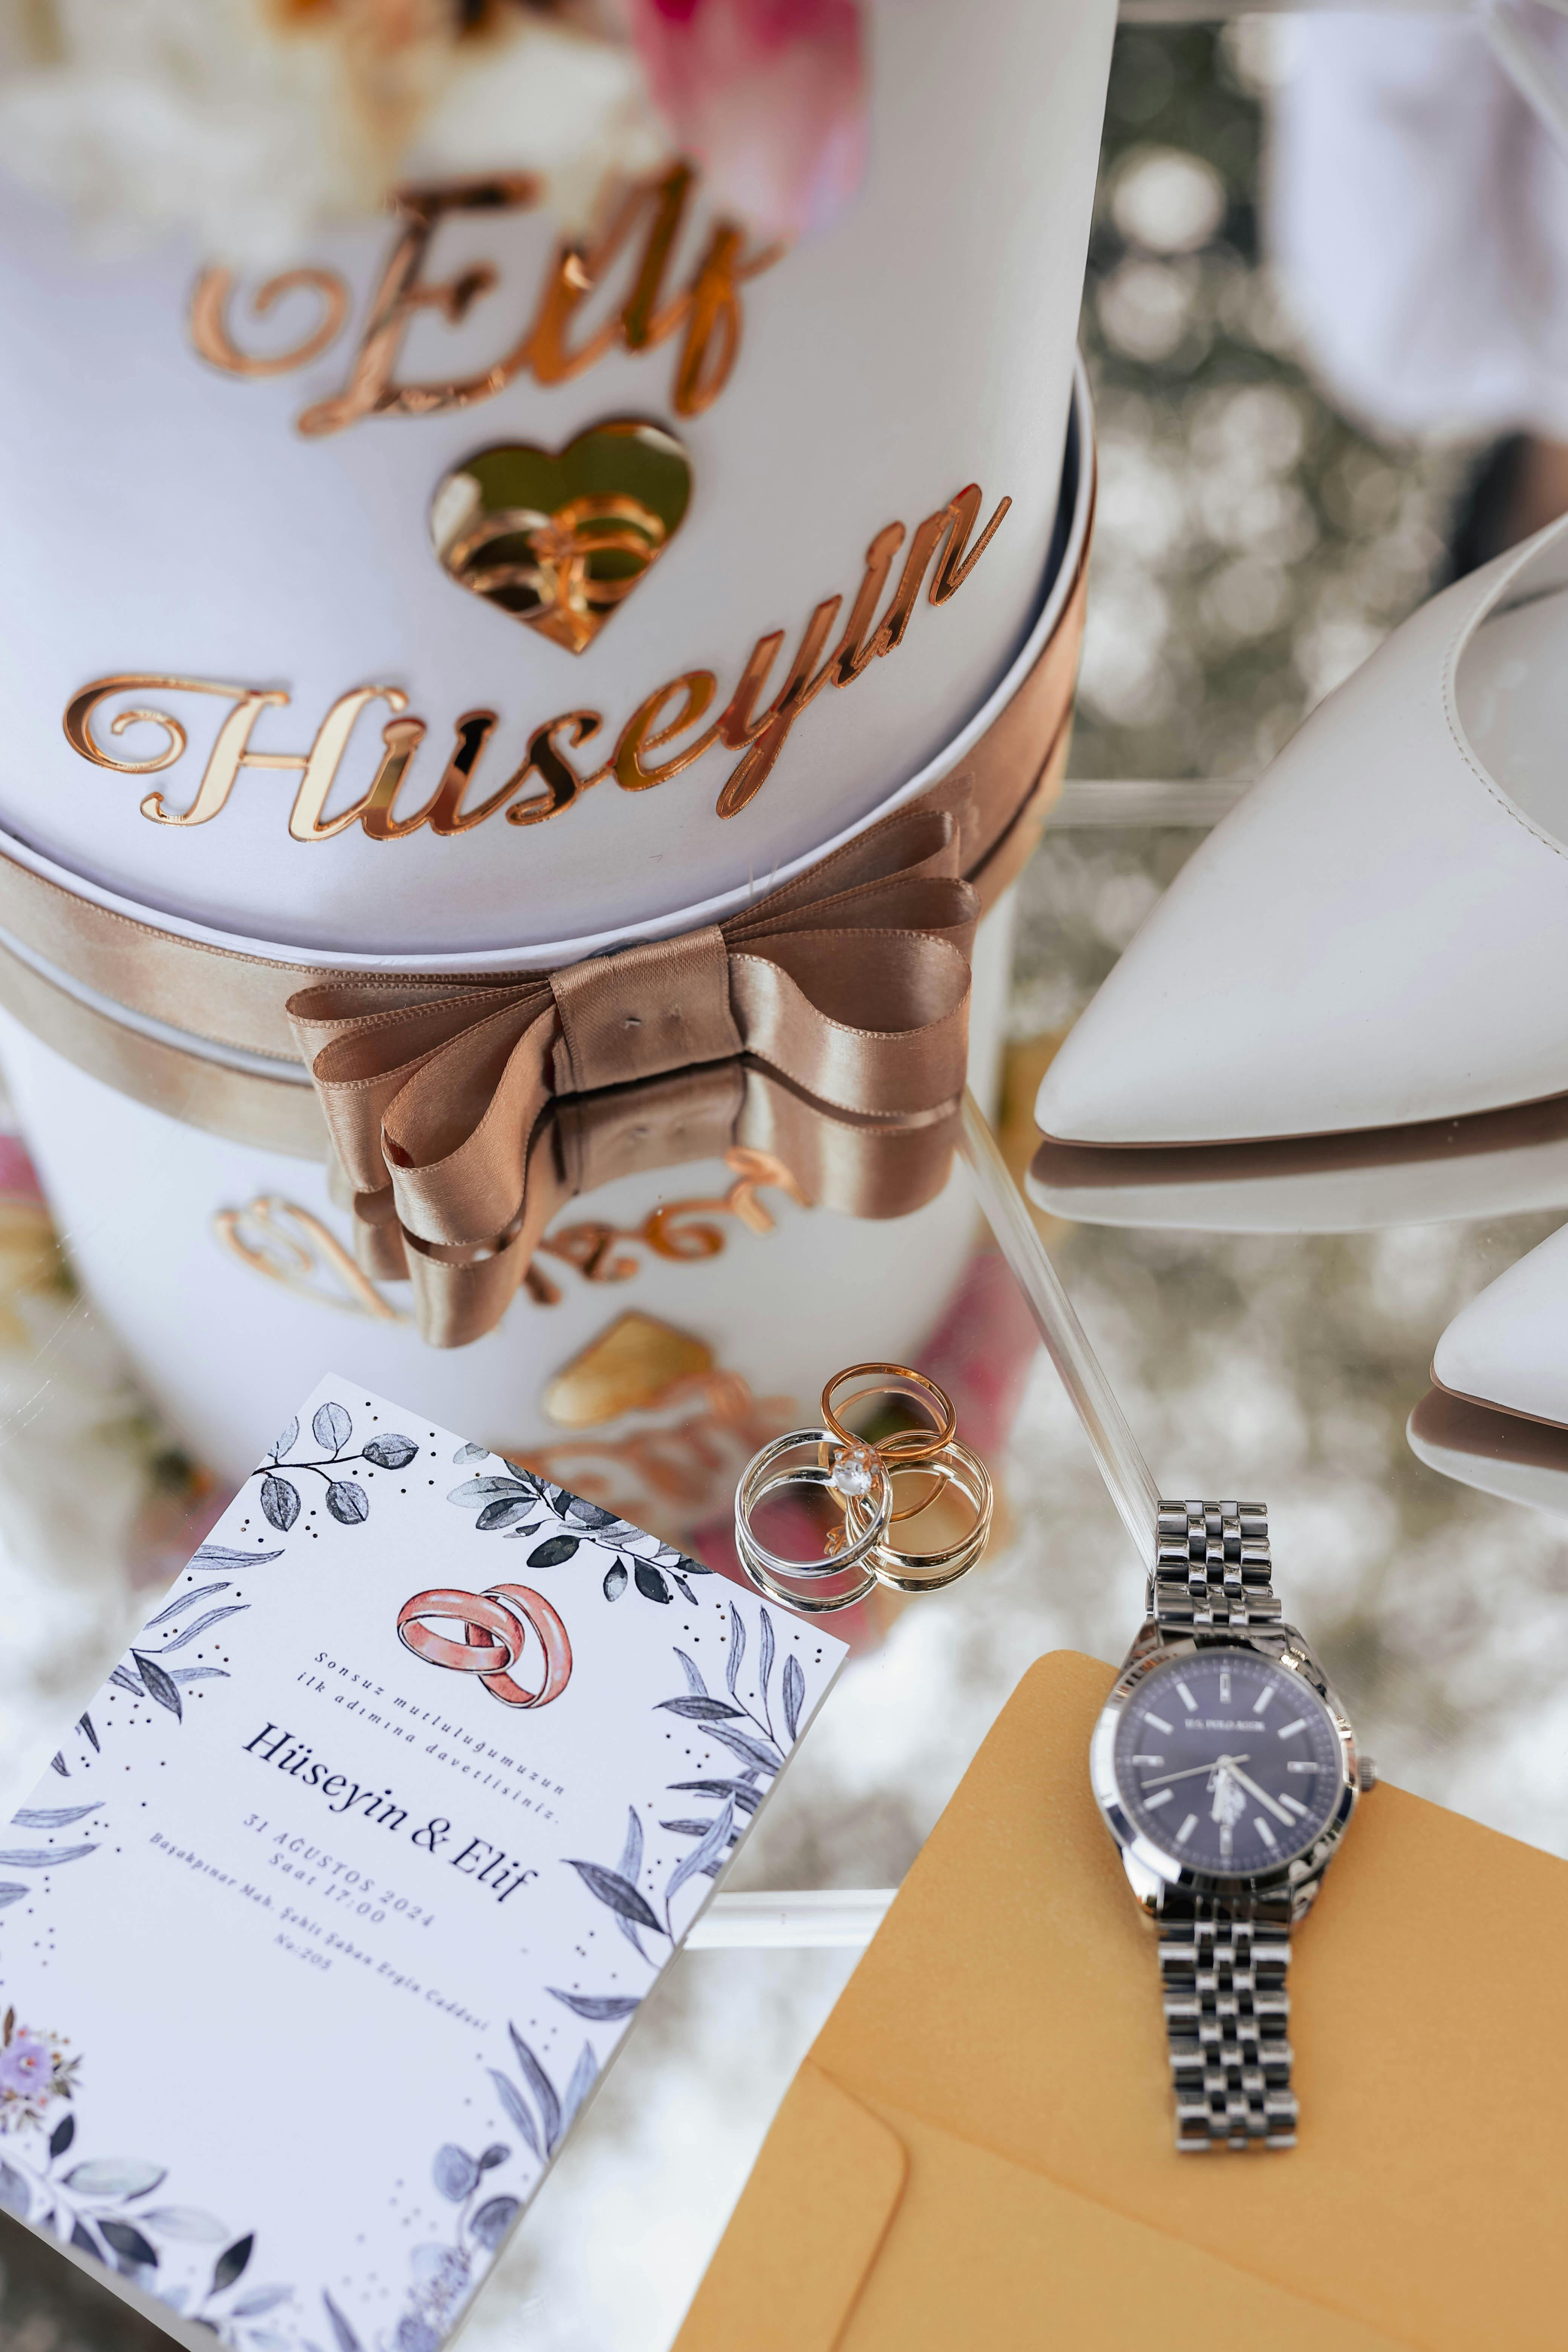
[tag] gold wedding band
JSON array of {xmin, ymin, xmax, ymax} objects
[
  {"xmin": 821, "ymin": 1360, "xmax": 957, "ymax": 1522},
  {"xmin": 841, "ymin": 1436, "xmax": 994, "ymax": 1592},
  {"xmin": 820, "ymin": 1363, "xmax": 956, "ymax": 1464}
]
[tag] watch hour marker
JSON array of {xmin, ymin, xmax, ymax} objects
[
  {"xmin": 1253, "ymin": 1816, "xmax": 1277, "ymax": 1848},
  {"xmin": 1254, "ymin": 1685, "xmax": 1275, "ymax": 1715},
  {"xmin": 1144, "ymin": 1712, "xmax": 1173, "ymax": 1734},
  {"xmin": 1219, "ymin": 1669, "xmax": 1231, "ymax": 1704},
  {"xmin": 1131, "ymin": 1753, "xmax": 1165, "ymax": 1766},
  {"xmin": 1219, "ymin": 1825, "xmax": 1233, "ymax": 1857},
  {"xmin": 1279, "ymin": 1794, "xmax": 1310, "ymax": 1820},
  {"xmin": 1144, "ymin": 1788, "xmax": 1174, "ymax": 1810},
  {"xmin": 1277, "ymin": 1718, "xmax": 1308, "ymax": 1740},
  {"xmin": 1175, "ymin": 1682, "xmax": 1199, "ymax": 1712},
  {"xmin": 1175, "ymin": 1813, "xmax": 1197, "ymax": 1845},
  {"xmin": 1286, "ymin": 1760, "xmax": 1320, "ymax": 1774}
]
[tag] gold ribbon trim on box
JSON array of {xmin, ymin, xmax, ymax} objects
[
  {"xmin": 0, "ymin": 491, "xmax": 1089, "ymax": 1347},
  {"xmin": 286, "ymin": 783, "xmax": 974, "ymax": 1345}
]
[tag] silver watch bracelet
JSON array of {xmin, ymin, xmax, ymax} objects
[{"xmin": 1150, "ymin": 1499, "xmax": 1297, "ymax": 2152}]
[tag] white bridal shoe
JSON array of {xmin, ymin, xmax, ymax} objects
[
  {"xmin": 1037, "ymin": 513, "xmax": 1568, "ymax": 1151},
  {"xmin": 1431, "ymin": 1220, "xmax": 1568, "ymax": 1429},
  {"xmin": 1406, "ymin": 1222, "xmax": 1568, "ymax": 1519},
  {"xmin": 1027, "ymin": 1096, "xmax": 1568, "ymax": 1233},
  {"xmin": 1407, "ymin": 1386, "xmax": 1568, "ymax": 1524}
]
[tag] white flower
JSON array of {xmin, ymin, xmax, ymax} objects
[
  {"xmin": 416, "ymin": 17, "xmax": 671, "ymax": 236},
  {"xmin": 0, "ymin": 0, "xmax": 665, "ymax": 262}
]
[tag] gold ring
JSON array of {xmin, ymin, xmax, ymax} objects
[
  {"xmin": 821, "ymin": 1361, "xmax": 956, "ymax": 1521},
  {"xmin": 843, "ymin": 1437, "xmax": 994, "ymax": 1593},
  {"xmin": 820, "ymin": 1362, "xmax": 956, "ymax": 1464}
]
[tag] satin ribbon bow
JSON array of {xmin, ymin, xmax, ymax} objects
[{"xmin": 285, "ymin": 782, "xmax": 979, "ymax": 1348}]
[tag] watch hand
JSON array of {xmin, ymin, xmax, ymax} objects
[
  {"xmin": 1223, "ymin": 1761, "xmax": 1294, "ymax": 1827},
  {"xmin": 1140, "ymin": 1753, "xmax": 1249, "ymax": 1787}
]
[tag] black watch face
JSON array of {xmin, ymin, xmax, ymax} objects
[{"xmin": 1113, "ymin": 1652, "xmax": 1343, "ymax": 1875}]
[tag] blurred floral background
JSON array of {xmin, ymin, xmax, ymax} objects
[
  {"xmin": 1073, "ymin": 15, "xmax": 1467, "ymax": 789},
  {"xmin": 6, "ymin": 17, "xmax": 1568, "ymax": 2351}
]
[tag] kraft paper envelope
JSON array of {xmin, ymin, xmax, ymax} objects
[{"xmin": 675, "ymin": 1651, "xmax": 1568, "ymax": 2351}]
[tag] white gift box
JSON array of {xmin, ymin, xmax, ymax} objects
[
  {"xmin": 0, "ymin": 0, "xmax": 1113, "ymax": 956},
  {"xmin": 0, "ymin": 0, "xmax": 1104, "ymax": 1492}
]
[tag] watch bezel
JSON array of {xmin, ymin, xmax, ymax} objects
[{"xmin": 1090, "ymin": 1631, "xmax": 1359, "ymax": 1902}]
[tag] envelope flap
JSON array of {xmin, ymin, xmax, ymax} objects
[
  {"xmin": 675, "ymin": 2057, "xmax": 907, "ymax": 2352},
  {"xmin": 839, "ymin": 2093, "xmax": 1411, "ymax": 2352}
]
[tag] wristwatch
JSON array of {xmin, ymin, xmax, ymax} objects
[{"xmin": 1090, "ymin": 1499, "xmax": 1374, "ymax": 2153}]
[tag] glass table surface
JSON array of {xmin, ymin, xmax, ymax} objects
[{"xmin": 2, "ymin": 810, "xmax": 1563, "ymax": 2352}]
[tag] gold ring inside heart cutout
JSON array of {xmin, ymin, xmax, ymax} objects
[{"xmin": 430, "ymin": 418, "xmax": 693, "ymax": 656}]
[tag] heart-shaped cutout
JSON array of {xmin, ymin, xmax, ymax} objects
[{"xmin": 429, "ymin": 418, "xmax": 693, "ymax": 655}]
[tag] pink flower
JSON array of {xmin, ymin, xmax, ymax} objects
[
  {"xmin": 0, "ymin": 2034, "xmax": 52, "ymax": 2096},
  {"xmin": 627, "ymin": 0, "xmax": 868, "ymax": 242}
]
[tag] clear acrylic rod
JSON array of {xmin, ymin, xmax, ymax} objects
[
  {"xmin": 958, "ymin": 1087, "xmax": 1161, "ymax": 1563},
  {"xmin": 687, "ymin": 1889, "xmax": 894, "ymax": 1950}
]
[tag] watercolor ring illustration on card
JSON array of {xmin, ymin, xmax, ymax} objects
[{"xmin": 396, "ymin": 1583, "xmax": 573, "ymax": 1709}]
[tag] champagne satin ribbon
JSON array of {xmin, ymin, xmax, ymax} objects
[{"xmin": 287, "ymin": 784, "xmax": 977, "ymax": 1346}]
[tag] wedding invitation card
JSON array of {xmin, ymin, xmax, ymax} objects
[{"xmin": 0, "ymin": 1377, "xmax": 847, "ymax": 2350}]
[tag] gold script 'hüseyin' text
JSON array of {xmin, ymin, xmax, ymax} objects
[{"xmin": 63, "ymin": 482, "xmax": 1009, "ymax": 841}]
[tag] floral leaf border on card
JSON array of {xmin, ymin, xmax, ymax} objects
[
  {"xmin": 45, "ymin": 1547, "xmax": 285, "ymax": 1778},
  {"xmin": 320, "ymin": 1597, "xmax": 814, "ymax": 2340},
  {"xmin": 95, "ymin": 1540, "xmax": 286, "ymax": 1731},
  {"xmin": 446, "ymin": 1447, "xmax": 715, "ymax": 1608},
  {"xmin": 250, "ymin": 1400, "xmax": 421, "ymax": 1534},
  {"xmin": 0, "ymin": 1808, "xmax": 101, "ymax": 1914},
  {"xmin": 547, "ymin": 1600, "xmax": 794, "ymax": 2020},
  {"xmin": 10, "ymin": 1537, "xmax": 293, "ymax": 1904},
  {"xmin": 322, "ymin": 2031, "xmax": 594, "ymax": 2352},
  {"xmin": 0, "ymin": 2012, "xmax": 287, "ymax": 2347},
  {"xmin": 60, "ymin": 1397, "xmax": 420, "ymax": 1756}
]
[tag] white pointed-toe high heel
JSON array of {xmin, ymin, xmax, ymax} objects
[
  {"xmin": 1407, "ymin": 1385, "xmax": 1568, "ymax": 1523},
  {"xmin": 1430, "ymin": 1219, "xmax": 1568, "ymax": 1430},
  {"xmin": 1038, "ymin": 513, "xmax": 1568, "ymax": 1150},
  {"xmin": 1408, "ymin": 1142, "xmax": 1568, "ymax": 1517},
  {"xmin": 1026, "ymin": 1094, "xmax": 1568, "ymax": 1233}
]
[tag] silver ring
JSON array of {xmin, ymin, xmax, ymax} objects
[
  {"xmin": 737, "ymin": 1544, "xmax": 881, "ymax": 1615},
  {"xmin": 733, "ymin": 1428, "xmax": 893, "ymax": 1600}
]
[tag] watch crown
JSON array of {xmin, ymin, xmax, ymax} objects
[{"xmin": 1358, "ymin": 1756, "xmax": 1378, "ymax": 1792}]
